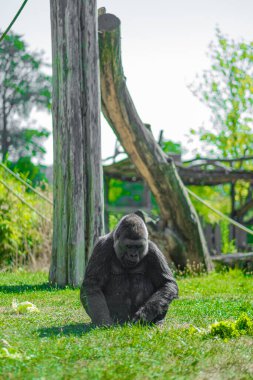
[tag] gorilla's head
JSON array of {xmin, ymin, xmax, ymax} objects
[{"xmin": 113, "ymin": 214, "xmax": 148, "ymax": 268}]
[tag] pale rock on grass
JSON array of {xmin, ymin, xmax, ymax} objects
[{"xmin": 12, "ymin": 300, "xmax": 40, "ymax": 314}]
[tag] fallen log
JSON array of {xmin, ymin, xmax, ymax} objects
[
  {"xmin": 98, "ymin": 13, "xmax": 213, "ymax": 271},
  {"xmin": 212, "ymin": 253, "xmax": 253, "ymax": 271}
]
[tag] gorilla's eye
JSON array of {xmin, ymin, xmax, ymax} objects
[{"xmin": 126, "ymin": 244, "xmax": 142, "ymax": 250}]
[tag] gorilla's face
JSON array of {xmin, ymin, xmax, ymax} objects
[
  {"xmin": 114, "ymin": 235, "xmax": 148, "ymax": 268},
  {"xmin": 113, "ymin": 214, "xmax": 149, "ymax": 268}
]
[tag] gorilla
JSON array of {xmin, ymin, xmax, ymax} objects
[{"xmin": 80, "ymin": 213, "xmax": 178, "ymax": 326}]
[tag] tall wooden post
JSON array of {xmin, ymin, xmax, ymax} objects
[{"xmin": 50, "ymin": 0, "xmax": 103, "ymax": 286}]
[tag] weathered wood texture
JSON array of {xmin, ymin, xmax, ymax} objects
[
  {"xmin": 204, "ymin": 224, "xmax": 248, "ymax": 255},
  {"xmin": 103, "ymin": 158, "xmax": 253, "ymax": 186},
  {"xmin": 50, "ymin": 0, "xmax": 103, "ymax": 286},
  {"xmin": 212, "ymin": 253, "xmax": 253, "ymax": 271},
  {"xmin": 98, "ymin": 13, "xmax": 213, "ymax": 271},
  {"xmin": 178, "ymin": 167, "xmax": 253, "ymax": 186}
]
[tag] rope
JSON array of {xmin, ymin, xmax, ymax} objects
[
  {"xmin": 0, "ymin": 178, "xmax": 51, "ymax": 223},
  {"xmin": 0, "ymin": 0, "xmax": 29, "ymax": 43},
  {"xmin": 187, "ymin": 188, "xmax": 253, "ymax": 236},
  {"xmin": 0, "ymin": 163, "xmax": 53, "ymax": 205}
]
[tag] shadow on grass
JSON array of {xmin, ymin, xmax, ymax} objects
[
  {"xmin": 0, "ymin": 283, "xmax": 70, "ymax": 293},
  {"xmin": 37, "ymin": 323, "xmax": 95, "ymax": 337}
]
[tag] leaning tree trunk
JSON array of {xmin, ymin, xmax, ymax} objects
[
  {"xmin": 98, "ymin": 13, "xmax": 213, "ymax": 271},
  {"xmin": 50, "ymin": 0, "xmax": 104, "ymax": 286}
]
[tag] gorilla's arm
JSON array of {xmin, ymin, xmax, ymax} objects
[
  {"xmin": 134, "ymin": 242, "xmax": 178, "ymax": 323},
  {"xmin": 80, "ymin": 235, "xmax": 113, "ymax": 326}
]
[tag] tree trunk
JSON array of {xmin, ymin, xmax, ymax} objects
[
  {"xmin": 230, "ymin": 183, "xmax": 236, "ymax": 240},
  {"xmin": 2, "ymin": 95, "xmax": 8, "ymax": 161},
  {"xmin": 49, "ymin": 0, "xmax": 104, "ymax": 286},
  {"xmin": 98, "ymin": 13, "xmax": 213, "ymax": 271}
]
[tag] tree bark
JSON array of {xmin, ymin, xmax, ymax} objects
[
  {"xmin": 49, "ymin": 0, "xmax": 104, "ymax": 286},
  {"xmin": 2, "ymin": 94, "xmax": 8, "ymax": 161},
  {"xmin": 98, "ymin": 13, "xmax": 213, "ymax": 271}
]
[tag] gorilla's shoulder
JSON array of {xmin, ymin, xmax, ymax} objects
[
  {"xmin": 86, "ymin": 233, "xmax": 115, "ymax": 271},
  {"xmin": 91, "ymin": 232, "xmax": 114, "ymax": 259},
  {"xmin": 96, "ymin": 232, "xmax": 114, "ymax": 247},
  {"xmin": 148, "ymin": 240, "xmax": 160, "ymax": 254},
  {"xmin": 147, "ymin": 240, "xmax": 167, "ymax": 262}
]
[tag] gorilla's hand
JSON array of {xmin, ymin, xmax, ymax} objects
[{"xmin": 133, "ymin": 307, "xmax": 148, "ymax": 324}]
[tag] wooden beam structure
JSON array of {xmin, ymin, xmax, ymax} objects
[
  {"xmin": 99, "ymin": 13, "xmax": 212, "ymax": 270},
  {"xmin": 103, "ymin": 158, "xmax": 253, "ymax": 186}
]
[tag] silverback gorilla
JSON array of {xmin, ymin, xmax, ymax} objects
[{"xmin": 80, "ymin": 213, "xmax": 178, "ymax": 326}]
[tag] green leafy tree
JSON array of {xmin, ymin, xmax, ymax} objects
[
  {"xmin": 4, "ymin": 120, "xmax": 50, "ymax": 162},
  {"xmin": 189, "ymin": 28, "xmax": 253, "ymax": 228},
  {"xmin": 0, "ymin": 31, "xmax": 51, "ymax": 161},
  {"xmin": 161, "ymin": 139, "xmax": 181, "ymax": 155},
  {"xmin": 189, "ymin": 27, "xmax": 253, "ymax": 160},
  {"xmin": 8, "ymin": 156, "xmax": 48, "ymax": 187}
]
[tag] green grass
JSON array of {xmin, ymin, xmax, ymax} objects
[{"xmin": 0, "ymin": 270, "xmax": 253, "ymax": 380}]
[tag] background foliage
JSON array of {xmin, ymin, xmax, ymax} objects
[
  {"xmin": 187, "ymin": 28, "xmax": 253, "ymax": 237},
  {"xmin": 189, "ymin": 27, "xmax": 253, "ymax": 160},
  {"xmin": 0, "ymin": 170, "xmax": 52, "ymax": 268},
  {"xmin": 0, "ymin": 30, "xmax": 51, "ymax": 169}
]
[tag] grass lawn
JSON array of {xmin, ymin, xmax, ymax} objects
[{"xmin": 0, "ymin": 270, "xmax": 253, "ymax": 380}]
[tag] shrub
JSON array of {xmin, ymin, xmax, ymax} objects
[
  {"xmin": 0, "ymin": 171, "xmax": 52, "ymax": 269},
  {"xmin": 220, "ymin": 220, "xmax": 237, "ymax": 254},
  {"xmin": 209, "ymin": 313, "xmax": 253, "ymax": 339},
  {"xmin": 235, "ymin": 313, "xmax": 253, "ymax": 335},
  {"xmin": 210, "ymin": 320, "xmax": 239, "ymax": 339}
]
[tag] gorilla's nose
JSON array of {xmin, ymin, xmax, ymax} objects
[{"xmin": 129, "ymin": 252, "xmax": 138, "ymax": 259}]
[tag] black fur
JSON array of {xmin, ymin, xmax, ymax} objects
[{"xmin": 80, "ymin": 214, "xmax": 178, "ymax": 326}]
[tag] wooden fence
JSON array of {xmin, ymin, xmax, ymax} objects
[{"xmin": 203, "ymin": 223, "xmax": 248, "ymax": 255}]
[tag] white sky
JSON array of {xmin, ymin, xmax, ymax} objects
[{"xmin": 1, "ymin": 0, "xmax": 253, "ymax": 165}]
